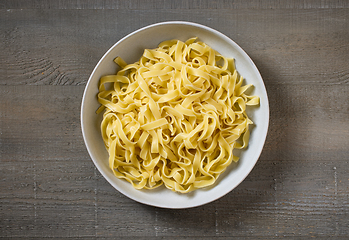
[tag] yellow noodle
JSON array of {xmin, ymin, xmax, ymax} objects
[{"xmin": 97, "ymin": 38, "xmax": 259, "ymax": 193}]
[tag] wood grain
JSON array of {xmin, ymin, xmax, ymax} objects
[
  {"xmin": 0, "ymin": 2, "xmax": 348, "ymax": 239},
  {"xmin": 1, "ymin": 0, "xmax": 349, "ymax": 9},
  {"xmin": 1, "ymin": 9, "xmax": 348, "ymax": 86}
]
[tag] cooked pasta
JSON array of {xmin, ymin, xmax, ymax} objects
[{"xmin": 97, "ymin": 38, "xmax": 259, "ymax": 193}]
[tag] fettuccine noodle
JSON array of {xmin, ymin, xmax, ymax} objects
[{"xmin": 97, "ymin": 38, "xmax": 259, "ymax": 193}]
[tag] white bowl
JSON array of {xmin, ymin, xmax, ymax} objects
[{"xmin": 81, "ymin": 21, "xmax": 269, "ymax": 209}]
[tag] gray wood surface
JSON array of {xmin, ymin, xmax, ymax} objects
[{"xmin": 1, "ymin": 0, "xmax": 348, "ymax": 239}]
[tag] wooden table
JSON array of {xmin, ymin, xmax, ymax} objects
[{"xmin": 1, "ymin": 1, "xmax": 348, "ymax": 238}]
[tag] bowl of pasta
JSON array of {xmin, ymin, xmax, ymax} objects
[{"xmin": 81, "ymin": 21, "xmax": 269, "ymax": 208}]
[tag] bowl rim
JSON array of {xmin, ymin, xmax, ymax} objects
[{"xmin": 81, "ymin": 21, "xmax": 269, "ymax": 209}]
